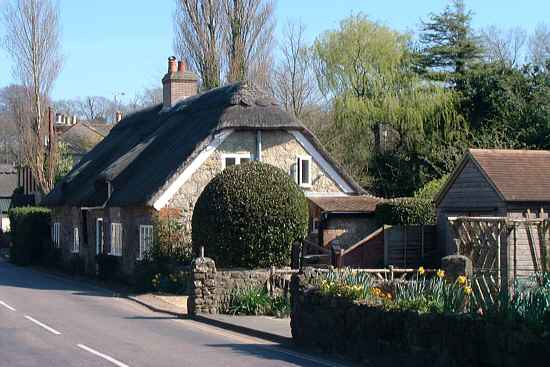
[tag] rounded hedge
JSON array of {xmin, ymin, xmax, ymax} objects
[
  {"xmin": 192, "ymin": 161, "xmax": 308, "ymax": 268},
  {"xmin": 375, "ymin": 198, "xmax": 435, "ymax": 225}
]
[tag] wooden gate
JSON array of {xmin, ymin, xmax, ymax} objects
[{"xmin": 449, "ymin": 215, "xmax": 550, "ymax": 309}]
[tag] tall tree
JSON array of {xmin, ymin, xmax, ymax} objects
[
  {"xmin": 223, "ymin": 0, "xmax": 275, "ymax": 84},
  {"xmin": 481, "ymin": 26, "xmax": 527, "ymax": 68},
  {"xmin": 1, "ymin": 0, "xmax": 63, "ymax": 193},
  {"xmin": 529, "ymin": 23, "xmax": 550, "ymax": 69},
  {"xmin": 313, "ymin": 14, "xmax": 465, "ymax": 196},
  {"xmin": 418, "ymin": 0, "xmax": 482, "ymax": 86},
  {"xmin": 173, "ymin": 0, "xmax": 223, "ymax": 90},
  {"xmin": 272, "ymin": 21, "xmax": 319, "ymax": 118}
]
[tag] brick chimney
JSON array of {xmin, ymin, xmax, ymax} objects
[
  {"xmin": 115, "ymin": 111, "xmax": 123, "ymax": 123},
  {"xmin": 162, "ymin": 56, "xmax": 198, "ymax": 110}
]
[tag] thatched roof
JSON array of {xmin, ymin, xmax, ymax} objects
[{"xmin": 44, "ymin": 82, "xmax": 363, "ymax": 208}]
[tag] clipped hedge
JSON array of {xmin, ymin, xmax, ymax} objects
[
  {"xmin": 375, "ymin": 197, "xmax": 435, "ymax": 225},
  {"xmin": 8, "ymin": 207, "xmax": 51, "ymax": 266},
  {"xmin": 192, "ymin": 161, "xmax": 308, "ymax": 268}
]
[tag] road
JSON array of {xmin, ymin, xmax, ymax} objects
[{"xmin": 0, "ymin": 259, "xmax": 348, "ymax": 367}]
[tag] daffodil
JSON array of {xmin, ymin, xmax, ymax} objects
[
  {"xmin": 436, "ymin": 269, "xmax": 445, "ymax": 278},
  {"xmin": 457, "ymin": 275, "xmax": 467, "ymax": 286},
  {"xmin": 418, "ymin": 266, "xmax": 426, "ymax": 275},
  {"xmin": 464, "ymin": 286, "xmax": 473, "ymax": 295}
]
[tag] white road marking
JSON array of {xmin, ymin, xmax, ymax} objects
[
  {"xmin": 24, "ymin": 315, "xmax": 62, "ymax": 335},
  {"xmin": 0, "ymin": 300, "xmax": 16, "ymax": 311},
  {"xmin": 77, "ymin": 344, "xmax": 130, "ymax": 367}
]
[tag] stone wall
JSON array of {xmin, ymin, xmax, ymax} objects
[
  {"xmin": 291, "ymin": 269, "xmax": 550, "ymax": 366},
  {"xmin": 166, "ymin": 130, "xmax": 344, "ymax": 244},
  {"xmin": 188, "ymin": 257, "xmax": 291, "ymax": 314}
]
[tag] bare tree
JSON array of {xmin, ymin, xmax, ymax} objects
[
  {"xmin": 174, "ymin": 0, "xmax": 224, "ymax": 90},
  {"xmin": 481, "ymin": 26, "xmax": 527, "ymax": 68},
  {"xmin": 222, "ymin": 0, "xmax": 275, "ymax": 84},
  {"xmin": 529, "ymin": 23, "xmax": 550, "ymax": 69},
  {"xmin": 1, "ymin": 0, "xmax": 63, "ymax": 193},
  {"xmin": 272, "ymin": 21, "xmax": 319, "ymax": 118}
]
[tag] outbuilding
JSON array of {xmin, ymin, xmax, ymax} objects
[{"xmin": 436, "ymin": 149, "xmax": 550, "ymax": 258}]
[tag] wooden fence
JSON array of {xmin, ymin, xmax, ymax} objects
[{"xmin": 383, "ymin": 225, "xmax": 438, "ymax": 268}]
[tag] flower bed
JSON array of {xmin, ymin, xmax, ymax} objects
[{"xmin": 291, "ymin": 268, "xmax": 550, "ymax": 366}]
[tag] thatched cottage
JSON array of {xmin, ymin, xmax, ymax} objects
[{"xmin": 43, "ymin": 57, "xmax": 365, "ymax": 277}]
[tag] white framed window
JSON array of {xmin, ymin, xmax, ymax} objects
[
  {"xmin": 52, "ymin": 223, "xmax": 61, "ymax": 248},
  {"xmin": 312, "ymin": 218, "xmax": 320, "ymax": 234},
  {"xmin": 294, "ymin": 156, "xmax": 312, "ymax": 187},
  {"xmin": 110, "ymin": 223, "xmax": 123, "ymax": 256},
  {"xmin": 221, "ymin": 153, "xmax": 252, "ymax": 169},
  {"xmin": 72, "ymin": 227, "xmax": 80, "ymax": 253},
  {"xmin": 138, "ymin": 225, "xmax": 154, "ymax": 260},
  {"xmin": 96, "ymin": 218, "xmax": 104, "ymax": 255}
]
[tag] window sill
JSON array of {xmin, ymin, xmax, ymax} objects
[
  {"xmin": 108, "ymin": 252, "xmax": 122, "ymax": 257},
  {"xmin": 299, "ymin": 184, "xmax": 312, "ymax": 189}
]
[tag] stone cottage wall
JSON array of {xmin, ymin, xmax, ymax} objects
[
  {"xmin": 188, "ymin": 257, "xmax": 292, "ymax": 314},
  {"xmin": 50, "ymin": 206, "xmax": 154, "ymax": 280},
  {"xmin": 290, "ymin": 269, "xmax": 550, "ymax": 367},
  {"xmin": 166, "ymin": 130, "xmax": 344, "ymax": 243}
]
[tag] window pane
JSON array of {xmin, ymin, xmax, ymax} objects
[
  {"xmin": 225, "ymin": 157, "xmax": 236, "ymax": 167},
  {"xmin": 301, "ymin": 159, "xmax": 310, "ymax": 184}
]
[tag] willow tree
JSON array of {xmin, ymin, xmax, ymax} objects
[{"xmin": 313, "ymin": 14, "xmax": 466, "ymax": 197}]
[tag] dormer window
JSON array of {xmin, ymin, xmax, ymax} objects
[{"xmin": 222, "ymin": 153, "xmax": 252, "ymax": 169}]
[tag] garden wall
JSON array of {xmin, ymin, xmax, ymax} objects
[
  {"xmin": 291, "ymin": 269, "xmax": 550, "ymax": 367},
  {"xmin": 188, "ymin": 257, "xmax": 292, "ymax": 314}
]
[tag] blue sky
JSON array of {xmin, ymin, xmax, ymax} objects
[{"xmin": 0, "ymin": 0, "xmax": 549, "ymax": 102}]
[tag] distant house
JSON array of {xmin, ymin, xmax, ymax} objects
[
  {"xmin": 436, "ymin": 149, "xmax": 550, "ymax": 258},
  {"xmin": 0, "ymin": 164, "xmax": 17, "ymax": 232},
  {"xmin": 44, "ymin": 56, "xmax": 368, "ymax": 279},
  {"xmin": 59, "ymin": 120, "xmax": 113, "ymax": 164}
]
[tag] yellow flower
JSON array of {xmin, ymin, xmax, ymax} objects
[
  {"xmin": 418, "ymin": 266, "xmax": 426, "ymax": 275},
  {"xmin": 386, "ymin": 293, "xmax": 392, "ymax": 300},
  {"xmin": 457, "ymin": 275, "xmax": 467, "ymax": 286},
  {"xmin": 464, "ymin": 286, "xmax": 473, "ymax": 295},
  {"xmin": 436, "ymin": 269, "xmax": 445, "ymax": 278}
]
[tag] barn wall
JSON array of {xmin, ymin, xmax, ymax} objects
[{"xmin": 437, "ymin": 159, "xmax": 507, "ymax": 256}]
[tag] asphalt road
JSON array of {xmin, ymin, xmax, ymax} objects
[{"xmin": 0, "ymin": 259, "xmax": 349, "ymax": 367}]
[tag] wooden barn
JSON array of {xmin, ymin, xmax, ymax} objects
[{"xmin": 436, "ymin": 149, "xmax": 550, "ymax": 280}]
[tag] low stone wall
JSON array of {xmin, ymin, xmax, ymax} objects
[
  {"xmin": 188, "ymin": 257, "xmax": 292, "ymax": 314},
  {"xmin": 291, "ymin": 269, "xmax": 550, "ymax": 366}
]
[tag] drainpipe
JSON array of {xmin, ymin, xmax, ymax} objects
[{"xmin": 256, "ymin": 130, "xmax": 262, "ymax": 161}]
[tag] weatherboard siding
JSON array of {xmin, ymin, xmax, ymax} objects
[
  {"xmin": 165, "ymin": 129, "xmax": 343, "ymax": 242},
  {"xmin": 437, "ymin": 160, "xmax": 507, "ymax": 256}
]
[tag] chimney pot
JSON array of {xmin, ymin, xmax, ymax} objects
[
  {"xmin": 115, "ymin": 111, "xmax": 123, "ymax": 123},
  {"xmin": 168, "ymin": 56, "xmax": 177, "ymax": 73},
  {"xmin": 177, "ymin": 60, "xmax": 185, "ymax": 72}
]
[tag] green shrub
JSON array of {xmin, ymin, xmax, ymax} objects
[
  {"xmin": 192, "ymin": 161, "xmax": 308, "ymax": 268},
  {"xmin": 375, "ymin": 197, "xmax": 435, "ymax": 225},
  {"xmin": 8, "ymin": 207, "xmax": 51, "ymax": 266},
  {"xmin": 150, "ymin": 269, "xmax": 191, "ymax": 294},
  {"xmin": 96, "ymin": 254, "xmax": 120, "ymax": 281},
  {"xmin": 149, "ymin": 216, "xmax": 192, "ymax": 268},
  {"xmin": 414, "ymin": 174, "xmax": 449, "ymax": 201},
  {"xmin": 224, "ymin": 286, "xmax": 291, "ymax": 317}
]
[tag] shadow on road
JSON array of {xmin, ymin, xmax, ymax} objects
[
  {"xmin": 0, "ymin": 259, "xmax": 115, "ymax": 298},
  {"xmin": 205, "ymin": 343, "xmax": 349, "ymax": 367}
]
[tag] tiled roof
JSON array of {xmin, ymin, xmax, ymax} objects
[
  {"xmin": 0, "ymin": 197, "xmax": 11, "ymax": 214},
  {"xmin": 309, "ymin": 195, "xmax": 382, "ymax": 213},
  {"xmin": 0, "ymin": 164, "xmax": 17, "ymax": 197},
  {"xmin": 469, "ymin": 149, "xmax": 550, "ymax": 202}
]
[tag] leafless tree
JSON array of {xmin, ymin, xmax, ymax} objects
[
  {"xmin": 272, "ymin": 21, "xmax": 320, "ymax": 118},
  {"xmin": 174, "ymin": 0, "xmax": 224, "ymax": 90},
  {"xmin": 222, "ymin": 0, "xmax": 275, "ymax": 84},
  {"xmin": 1, "ymin": 0, "xmax": 63, "ymax": 193},
  {"xmin": 529, "ymin": 23, "xmax": 550, "ymax": 69},
  {"xmin": 481, "ymin": 26, "xmax": 527, "ymax": 68}
]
